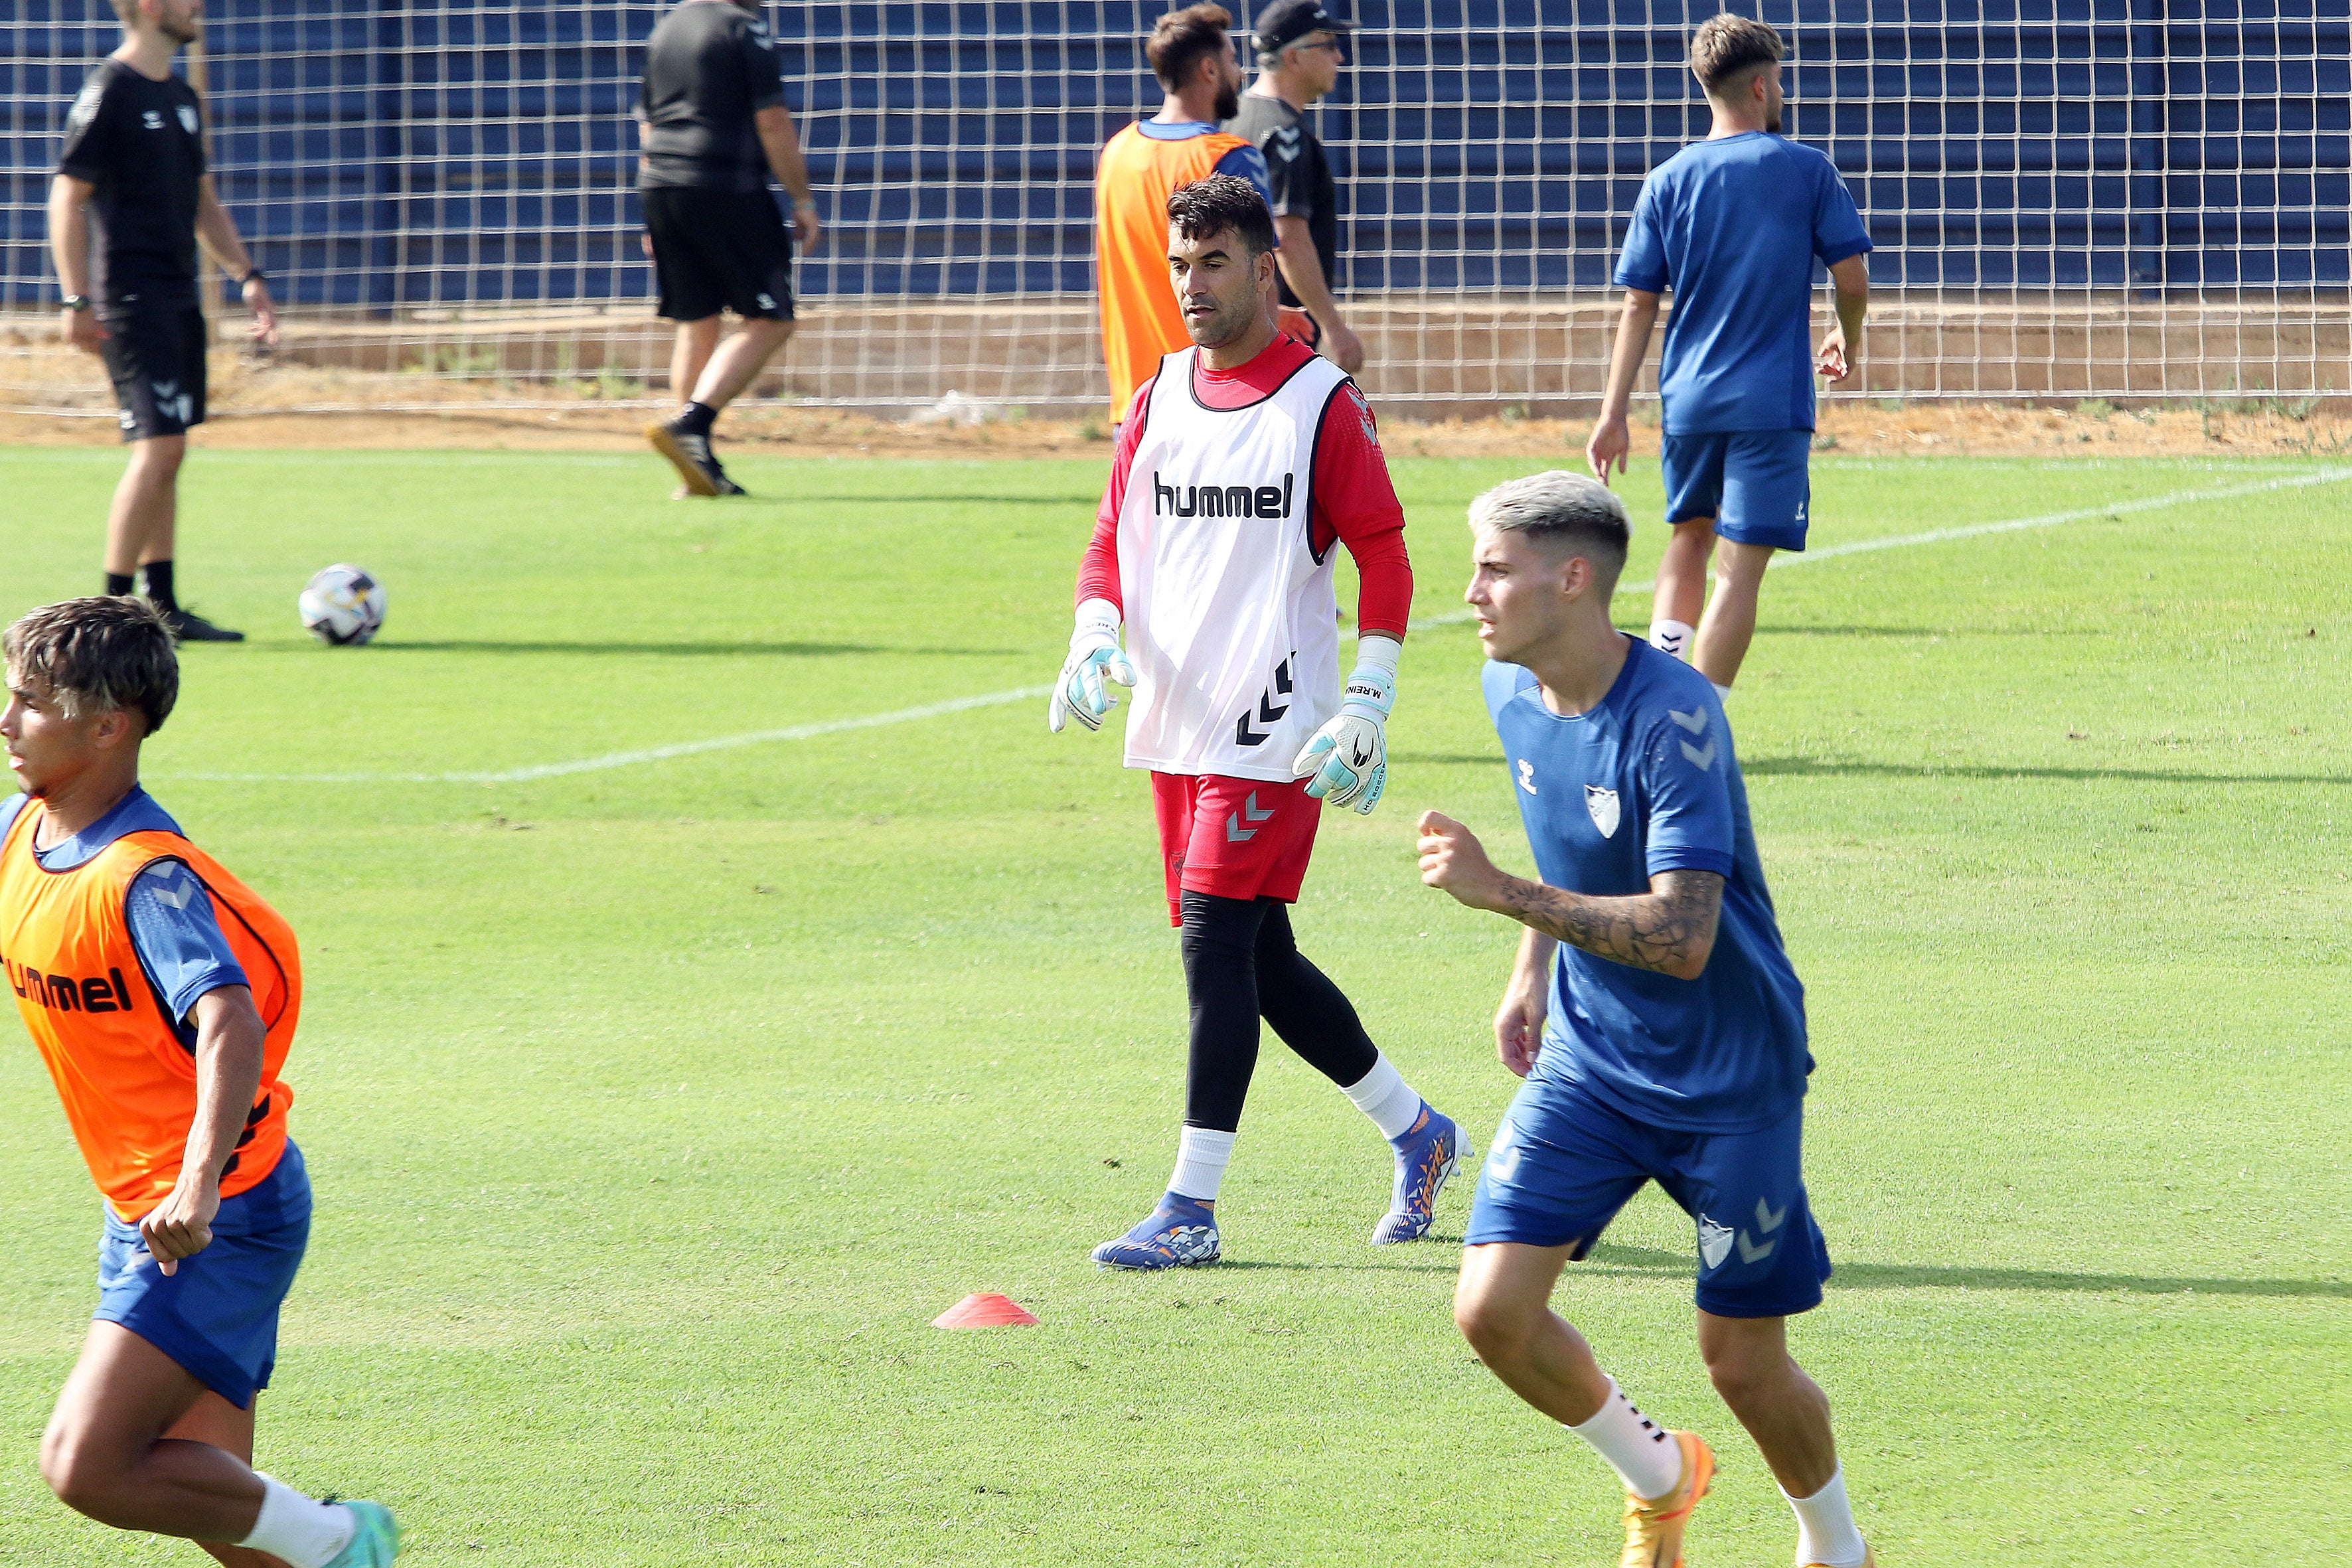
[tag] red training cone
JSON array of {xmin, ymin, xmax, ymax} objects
[{"xmin": 931, "ymin": 1292, "xmax": 1040, "ymax": 1329}]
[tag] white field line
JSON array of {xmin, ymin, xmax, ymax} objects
[
  {"xmin": 167, "ymin": 467, "xmax": 2349, "ymax": 786},
  {"xmin": 1409, "ymin": 464, "xmax": 2352, "ymax": 630}
]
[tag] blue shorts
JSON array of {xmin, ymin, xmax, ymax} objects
[
  {"xmin": 1660, "ymin": 430, "xmax": 1812, "ymax": 552},
  {"xmin": 1464, "ymin": 1081, "xmax": 1831, "ymax": 1318},
  {"xmin": 96, "ymin": 1142, "xmax": 312, "ymax": 1409}
]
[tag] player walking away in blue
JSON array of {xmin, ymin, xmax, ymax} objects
[
  {"xmin": 1585, "ymin": 15, "xmax": 1871, "ymax": 700},
  {"xmin": 1417, "ymin": 473, "xmax": 1874, "ymax": 1568}
]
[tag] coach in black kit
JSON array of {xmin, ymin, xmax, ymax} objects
[
  {"xmin": 1223, "ymin": 0, "xmax": 1364, "ymax": 374},
  {"xmin": 46, "ymin": 0, "xmax": 277, "ymax": 643},
  {"xmin": 638, "ymin": 0, "xmax": 823, "ymax": 499}
]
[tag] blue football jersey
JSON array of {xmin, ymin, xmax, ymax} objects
[
  {"xmin": 1481, "ymin": 641, "xmax": 1809, "ymax": 1133},
  {"xmin": 1613, "ymin": 132, "xmax": 1871, "ymax": 434}
]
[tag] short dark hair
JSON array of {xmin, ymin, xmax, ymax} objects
[
  {"xmin": 1166, "ymin": 175, "xmax": 1277, "ymax": 259},
  {"xmin": 1468, "ymin": 471, "xmax": 1632, "ymax": 593},
  {"xmin": 1147, "ymin": 3, "xmax": 1235, "ymax": 92},
  {"xmin": 1690, "ymin": 14, "xmax": 1785, "ymax": 95},
  {"xmin": 3, "ymin": 596, "xmax": 179, "ymax": 735}
]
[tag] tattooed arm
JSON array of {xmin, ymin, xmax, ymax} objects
[{"xmin": 1418, "ymin": 810, "xmax": 1723, "ymax": 980}]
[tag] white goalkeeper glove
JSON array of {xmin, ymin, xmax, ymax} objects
[
  {"xmin": 1047, "ymin": 598, "xmax": 1137, "ymax": 734},
  {"xmin": 1291, "ymin": 634, "xmax": 1399, "ymax": 814}
]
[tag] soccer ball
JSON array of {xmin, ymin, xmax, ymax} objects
[{"xmin": 298, "ymin": 564, "xmax": 388, "ymax": 646}]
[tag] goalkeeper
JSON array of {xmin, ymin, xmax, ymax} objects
[{"xmin": 1050, "ymin": 174, "xmax": 1462, "ymax": 1271}]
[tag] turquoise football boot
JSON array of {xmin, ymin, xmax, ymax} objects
[{"xmin": 323, "ymin": 1500, "xmax": 402, "ymax": 1567}]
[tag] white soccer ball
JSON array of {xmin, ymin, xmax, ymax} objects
[{"xmin": 298, "ymin": 564, "xmax": 388, "ymax": 646}]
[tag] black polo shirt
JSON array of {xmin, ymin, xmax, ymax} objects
[
  {"xmin": 637, "ymin": 0, "xmax": 788, "ymax": 193},
  {"xmin": 55, "ymin": 59, "xmax": 206, "ymax": 311},
  {"xmin": 1222, "ymin": 91, "xmax": 1340, "ymax": 309}
]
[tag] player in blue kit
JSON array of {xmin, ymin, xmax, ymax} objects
[
  {"xmin": 1585, "ymin": 13, "xmax": 1871, "ymax": 700},
  {"xmin": 1417, "ymin": 471, "xmax": 1873, "ymax": 1568}
]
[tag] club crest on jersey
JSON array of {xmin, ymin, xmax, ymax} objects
[
  {"xmin": 1154, "ymin": 472, "xmax": 1293, "ymax": 519},
  {"xmin": 1585, "ymin": 784, "xmax": 1620, "ymax": 838},
  {"xmin": 177, "ymin": 104, "xmax": 199, "ymax": 134},
  {"xmin": 1517, "ymin": 759, "xmax": 1537, "ymax": 795}
]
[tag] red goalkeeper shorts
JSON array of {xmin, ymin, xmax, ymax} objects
[{"xmin": 1150, "ymin": 772, "xmax": 1322, "ymax": 926}]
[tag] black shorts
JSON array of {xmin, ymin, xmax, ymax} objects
[
  {"xmin": 642, "ymin": 185, "xmax": 795, "ymax": 322},
  {"xmin": 100, "ymin": 302, "xmax": 207, "ymax": 441}
]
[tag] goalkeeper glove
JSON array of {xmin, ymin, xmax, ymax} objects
[
  {"xmin": 1047, "ymin": 598, "xmax": 1137, "ymax": 734},
  {"xmin": 1291, "ymin": 635, "xmax": 1399, "ymax": 814}
]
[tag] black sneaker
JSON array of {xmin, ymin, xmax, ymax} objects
[
  {"xmin": 647, "ymin": 418, "xmax": 725, "ymax": 497},
  {"xmin": 159, "ymin": 607, "xmax": 245, "ymax": 643}
]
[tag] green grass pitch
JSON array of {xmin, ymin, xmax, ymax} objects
[{"xmin": 1, "ymin": 444, "xmax": 2345, "ymax": 1565}]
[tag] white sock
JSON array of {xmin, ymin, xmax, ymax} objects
[
  {"xmin": 1784, "ymin": 1465, "xmax": 1867, "ymax": 1567},
  {"xmin": 1649, "ymin": 619, "xmax": 1695, "ymax": 659},
  {"xmin": 1340, "ymin": 1052, "xmax": 1425, "ymax": 1141},
  {"xmin": 1565, "ymin": 1377, "xmax": 1684, "ymax": 1502},
  {"xmin": 1166, "ymin": 1125, "xmax": 1235, "ymax": 1202},
  {"xmin": 239, "ymin": 1475, "xmax": 355, "ymax": 1568},
  {"xmin": 1711, "ymin": 680, "xmax": 1733, "ymax": 700}
]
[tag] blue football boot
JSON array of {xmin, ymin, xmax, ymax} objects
[
  {"xmin": 323, "ymin": 1500, "xmax": 402, "ymax": 1567},
  {"xmin": 1372, "ymin": 1103, "xmax": 1464, "ymax": 1244},
  {"xmin": 1092, "ymin": 1194, "xmax": 1221, "ymax": 1270}
]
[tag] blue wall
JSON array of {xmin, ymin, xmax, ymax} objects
[{"xmin": 3, "ymin": 0, "xmax": 2344, "ymax": 309}]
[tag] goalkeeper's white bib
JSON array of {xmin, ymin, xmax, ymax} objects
[{"xmin": 1117, "ymin": 347, "xmax": 1351, "ymax": 781}]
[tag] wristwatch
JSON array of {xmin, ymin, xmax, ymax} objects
[
  {"xmin": 240, "ymin": 268, "xmax": 267, "ymax": 287},
  {"xmin": 791, "ymin": 198, "xmax": 817, "ymax": 212},
  {"xmin": 61, "ymin": 294, "xmax": 90, "ymax": 311}
]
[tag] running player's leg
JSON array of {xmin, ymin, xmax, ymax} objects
[
  {"xmin": 1458, "ymin": 1090, "xmax": 1715, "ymax": 1559},
  {"xmin": 1689, "ymin": 538, "xmax": 1774, "ymax": 688},
  {"xmin": 42, "ymin": 1324, "xmax": 358, "ymax": 1565},
  {"xmin": 1689, "ymin": 429, "xmax": 1811, "ymax": 691},
  {"xmin": 1251, "ymin": 900, "xmax": 1462, "ymax": 1241},
  {"xmin": 105, "ymin": 435, "xmax": 184, "ymax": 589},
  {"xmin": 160, "ymin": 1392, "xmax": 277, "ymax": 1567},
  {"xmin": 1666, "ymin": 1105, "xmax": 1867, "ymax": 1567},
  {"xmin": 668, "ymin": 315, "xmax": 722, "ymax": 404},
  {"xmin": 1652, "ymin": 431, "xmax": 1729, "ymax": 659},
  {"xmin": 1650, "ymin": 518, "xmax": 1715, "ymax": 657},
  {"xmin": 688, "ymin": 315, "xmax": 795, "ymax": 413}
]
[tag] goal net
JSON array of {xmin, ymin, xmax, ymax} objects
[{"xmin": 3, "ymin": 0, "xmax": 2345, "ymax": 421}]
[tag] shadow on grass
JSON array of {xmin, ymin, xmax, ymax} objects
[
  {"xmin": 1742, "ymin": 757, "xmax": 2351, "ymax": 787},
  {"xmin": 1585, "ymin": 1243, "xmax": 2351, "ymax": 1298},
  {"xmin": 1208, "ymin": 1243, "xmax": 2348, "ymax": 1298},
  {"xmin": 324, "ymin": 641, "xmax": 1019, "ymax": 659}
]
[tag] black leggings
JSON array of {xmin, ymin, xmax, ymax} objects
[{"xmin": 1179, "ymin": 890, "xmax": 1379, "ymax": 1133}]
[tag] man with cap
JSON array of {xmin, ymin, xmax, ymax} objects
[{"xmin": 1222, "ymin": 0, "xmax": 1363, "ymax": 374}]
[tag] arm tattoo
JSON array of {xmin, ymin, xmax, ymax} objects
[{"xmin": 1496, "ymin": 868, "xmax": 1724, "ymax": 977}]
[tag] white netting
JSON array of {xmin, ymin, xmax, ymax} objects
[{"xmin": 3, "ymin": 1, "xmax": 2345, "ymax": 419}]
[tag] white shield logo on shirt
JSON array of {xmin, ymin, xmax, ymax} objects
[
  {"xmin": 1585, "ymin": 784, "xmax": 1620, "ymax": 838},
  {"xmin": 177, "ymin": 104, "xmax": 199, "ymax": 135},
  {"xmin": 1697, "ymin": 1214, "xmax": 1735, "ymax": 1270}
]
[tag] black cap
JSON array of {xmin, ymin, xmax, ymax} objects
[{"xmin": 1253, "ymin": 0, "xmax": 1354, "ymax": 56}]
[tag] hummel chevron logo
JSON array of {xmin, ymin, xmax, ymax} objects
[
  {"xmin": 1225, "ymin": 793, "xmax": 1275, "ymax": 842},
  {"xmin": 1668, "ymin": 706, "xmax": 1709, "ymax": 734},
  {"xmin": 1234, "ymin": 658, "xmax": 1294, "ymax": 746},
  {"xmin": 1735, "ymin": 1229, "xmax": 1777, "ymax": 1265},
  {"xmin": 1754, "ymin": 1197, "xmax": 1788, "ymax": 1232},
  {"xmin": 1680, "ymin": 738, "xmax": 1718, "ymax": 771},
  {"xmin": 145, "ymin": 870, "xmax": 200, "ymax": 909}
]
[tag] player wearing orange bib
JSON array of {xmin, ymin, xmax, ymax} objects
[
  {"xmin": 2, "ymin": 597, "xmax": 398, "ymax": 1567},
  {"xmin": 1094, "ymin": 3, "xmax": 1273, "ymax": 423}
]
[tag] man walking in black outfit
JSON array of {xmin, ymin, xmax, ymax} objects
[
  {"xmin": 1222, "ymin": 0, "xmax": 1364, "ymax": 374},
  {"xmin": 48, "ymin": 0, "xmax": 277, "ymax": 643},
  {"xmin": 637, "ymin": 0, "xmax": 822, "ymax": 499}
]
